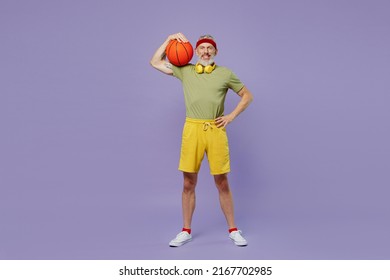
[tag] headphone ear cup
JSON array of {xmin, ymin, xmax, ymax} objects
[
  {"xmin": 204, "ymin": 65, "xmax": 214, "ymax": 74},
  {"xmin": 195, "ymin": 64, "xmax": 204, "ymax": 74}
]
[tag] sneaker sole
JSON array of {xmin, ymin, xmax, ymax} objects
[
  {"xmin": 169, "ymin": 238, "xmax": 192, "ymax": 247},
  {"xmin": 230, "ymin": 238, "xmax": 248, "ymax": 247}
]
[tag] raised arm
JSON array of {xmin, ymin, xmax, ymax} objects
[{"xmin": 150, "ymin": 32, "xmax": 188, "ymax": 75}]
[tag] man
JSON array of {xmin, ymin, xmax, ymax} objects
[{"xmin": 150, "ymin": 33, "xmax": 253, "ymax": 247}]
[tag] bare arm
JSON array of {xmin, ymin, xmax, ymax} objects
[
  {"xmin": 150, "ymin": 32, "xmax": 188, "ymax": 75},
  {"xmin": 215, "ymin": 86, "xmax": 254, "ymax": 128}
]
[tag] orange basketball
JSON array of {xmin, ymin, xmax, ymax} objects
[{"xmin": 166, "ymin": 40, "xmax": 194, "ymax": 66}]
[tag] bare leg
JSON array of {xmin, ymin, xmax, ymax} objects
[
  {"xmin": 182, "ymin": 172, "xmax": 198, "ymax": 229},
  {"xmin": 214, "ymin": 173, "xmax": 236, "ymax": 229}
]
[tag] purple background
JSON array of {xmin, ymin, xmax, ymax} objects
[{"xmin": 1, "ymin": 0, "xmax": 389, "ymax": 260}]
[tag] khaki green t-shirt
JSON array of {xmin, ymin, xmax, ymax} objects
[{"xmin": 172, "ymin": 64, "xmax": 244, "ymax": 119}]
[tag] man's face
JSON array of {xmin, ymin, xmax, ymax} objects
[{"xmin": 196, "ymin": 43, "xmax": 217, "ymax": 64}]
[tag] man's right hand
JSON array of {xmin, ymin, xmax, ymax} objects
[{"xmin": 167, "ymin": 32, "xmax": 189, "ymax": 43}]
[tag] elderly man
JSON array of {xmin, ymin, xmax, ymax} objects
[{"xmin": 150, "ymin": 33, "xmax": 253, "ymax": 247}]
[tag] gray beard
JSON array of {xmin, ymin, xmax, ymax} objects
[{"xmin": 197, "ymin": 58, "xmax": 215, "ymax": 66}]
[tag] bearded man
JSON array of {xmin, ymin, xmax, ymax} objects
[{"xmin": 150, "ymin": 33, "xmax": 253, "ymax": 247}]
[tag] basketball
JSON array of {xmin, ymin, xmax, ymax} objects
[{"xmin": 166, "ymin": 40, "xmax": 194, "ymax": 66}]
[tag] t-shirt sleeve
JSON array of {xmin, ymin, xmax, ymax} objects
[
  {"xmin": 172, "ymin": 65, "xmax": 183, "ymax": 81},
  {"xmin": 227, "ymin": 71, "xmax": 245, "ymax": 93}
]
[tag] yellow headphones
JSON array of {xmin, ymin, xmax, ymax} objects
[{"xmin": 195, "ymin": 63, "xmax": 216, "ymax": 74}]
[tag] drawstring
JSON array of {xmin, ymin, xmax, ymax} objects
[
  {"xmin": 203, "ymin": 122, "xmax": 213, "ymax": 131},
  {"xmin": 185, "ymin": 119, "xmax": 215, "ymax": 131}
]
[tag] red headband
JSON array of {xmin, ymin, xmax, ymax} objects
[{"xmin": 196, "ymin": 38, "xmax": 217, "ymax": 50}]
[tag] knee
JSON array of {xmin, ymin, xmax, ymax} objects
[
  {"xmin": 216, "ymin": 182, "xmax": 230, "ymax": 193},
  {"xmin": 183, "ymin": 174, "xmax": 197, "ymax": 193},
  {"xmin": 214, "ymin": 175, "xmax": 230, "ymax": 193},
  {"xmin": 183, "ymin": 181, "xmax": 196, "ymax": 193}
]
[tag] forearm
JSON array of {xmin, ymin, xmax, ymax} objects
[{"xmin": 150, "ymin": 38, "xmax": 171, "ymax": 67}]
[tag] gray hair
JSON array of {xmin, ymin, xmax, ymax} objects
[{"xmin": 198, "ymin": 34, "xmax": 215, "ymax": 40}]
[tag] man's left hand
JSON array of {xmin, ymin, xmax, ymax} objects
[{"xmin": 215, "ymin": 115, "xmax": 234, "ymax": 128}]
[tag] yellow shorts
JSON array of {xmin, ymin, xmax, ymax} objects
[{"xmin": 179, "ymin": 117, "xmax": 230, "ymax": 175}]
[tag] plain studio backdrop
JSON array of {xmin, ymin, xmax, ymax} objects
[{"xmin": 1, "ymin": 0, "xmax": 389, "ymax": 259}]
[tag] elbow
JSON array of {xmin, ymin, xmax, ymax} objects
[
  {"xmin": 150, "ymin": 59, "xmax": 166, "ymax": 71},
  {"xmin": 248, "ymin": 93, "xmax": 254, "ymax": 104},
  {"xmin": 245, "ymin": 91, "xmax": 254, "ymax": 105},
  {"xmin": 150, "ymin": 59, "xmax": 157, "ymax": 68},
  {"xmin": 150, "ymin": 56, "xmax": 161, "ymax": 68}
]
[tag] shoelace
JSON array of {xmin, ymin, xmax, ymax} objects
[
  {"xmin": 231, "ymin": 230, "xmax": 245, "ymax": 240},
  {"xmin": 177, "ymin": 231, "xmax": 189, "ymax": 238}
]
